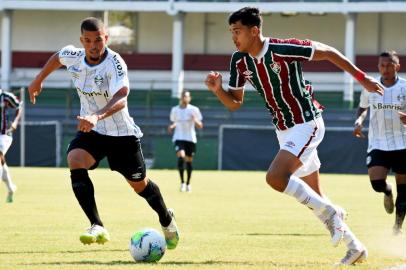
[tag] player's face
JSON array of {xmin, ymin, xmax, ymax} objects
[
  {"xmin": 80, "ymin": 29, "xmax": 108, "ymax": 64},
  {"xmin": 181, "ymin": 92, "xmax": 191, "ymax": 104},
  {"xmin": 229, "ymin": 21, "xmax": 259, "ymax": 53},
  {"xmin": 378, "ymin": 57, "xmax": 400, "ymax": 81}
]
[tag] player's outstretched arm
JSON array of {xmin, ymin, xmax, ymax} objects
[
  {"xmin": 28, "ymin": 52, "xmax": 63, "ymax": 104},
  {"xmin": 312, "ymin": 42, "xmax": 384, "ymax": 96},
  {"xmin": 353, "ymin": 107, "xmax": 368, "ymax": 138},
  {"xmin": 205, "ymin": 71, "xmax": 243, "ymax": 111}
]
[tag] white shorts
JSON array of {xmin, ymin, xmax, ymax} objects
[
  {"xmin": 0, "ymin": 134, "xmax": 13, "ymax": 155},
  {"xmin": 276, "ymin": 117, "xmax": 325, "ymax": 178}
]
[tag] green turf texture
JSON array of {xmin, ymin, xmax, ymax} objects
[{"xmin": 0, "ymin": 168, "xmax": 405, "ymax": 270}]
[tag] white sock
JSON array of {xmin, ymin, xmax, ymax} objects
[
  {"xmin": 283, "ymin": 175, "xmax": 334, "ymax": 216},
  {"xmin": 1, "ymin": 164, "xmax": 15, "ymax": 193}
]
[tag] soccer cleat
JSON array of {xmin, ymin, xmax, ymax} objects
[
  {"xmin": 384, "ymin": 192, "xmax": 395, "ymax": 214},
  {"xmin": 186, "ymin": 184, "xmax": 192, "ymax": 193},
  {"xmin": 393, "ymin": 211, "xmax": 406, "ymax": 236},
  {"xmin": 79, "ymin": 224, "xmax": 110, "ymax": 245},
  {"xmin": 161, "ymin": 208, "xmax": 179, "ymax": 249},
  {"xmin": 6, "ymin": 184, "xmax": 17, "ymax": 203},
  {"xmin": 335, "ymin": 246, "xmax": 368, "ymax": 266},
  {"xmin": 325, "ymin": 208, "xmax": 345, "ymax": 247},
  {"xmin": 180, "ymin": 183, "xmax": 186, "ymax": 192}
]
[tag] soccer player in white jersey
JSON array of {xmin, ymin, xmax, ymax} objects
[
  {"xmin": 205, "ymin": 7, "xmax": 384, "ymax": 266},
  {"xmin": 0, "ymin": 90, "xmax": 22, "ymax": 203},
  {"xmin": 168, "ymin": 90, "xmax": 203, "ymax": 192},
  {"xmin": 354, "ymin": 50, "xmax": 406, "ymax": 235},
  {"xmin": 27, "ymin": 17, "xmax": 179, "ymax": 248}
]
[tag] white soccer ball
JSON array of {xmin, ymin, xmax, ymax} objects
[{"xmin": 129, "ymin": 228, "xmax": 166, "ymax": 262}]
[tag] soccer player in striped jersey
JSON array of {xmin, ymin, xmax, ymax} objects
[
  {"xmin": 168, "ymin": 90, "xmax": 203, "ymax": 192},
  {"xmin": 205, "ymin": 7, "xmax": 384, "ymax": 266},
  {"xmin": 0, "ymin": 90, "xmax": 22, "ymax": 203},
  {"xmin": 28, "ymin": 17, "xmax": 179, "ymax": 249},
  {"xmin": 354, "ymin": 50, "xmax": 406, "ymax": 235}
]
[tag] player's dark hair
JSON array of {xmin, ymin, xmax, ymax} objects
[
  {"xmin": 228, "ymin": 7, "xmax": 262, "ymax": 28},
  {"xmin": 181, "ymin": 90, "xmax": 190, "ymax": 97},
  {"xmin": 380, "ymin": 50, "xmax": 399, "ymax": 64},
  {"xmin": 81, "ymin": 17, "xmax": 104, "ymax": 33}
]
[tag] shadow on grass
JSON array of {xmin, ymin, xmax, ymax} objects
[
  {"xmin": 0, "ymin": 249, "xmax": 127, "ymax": 255},
  {"xmin": 24, "ymin": 260, "xmax": 260, "ymax": 266},
  {"xmin": 242, "ymin": 233, "xmax": 325, "ymax": 237}
]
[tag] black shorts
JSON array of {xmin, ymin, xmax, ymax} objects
[
  {"xmin": 174, "ymin": 140, "xmax": 196, "ymax": 157},
  {"xmin": 67, "ymin": 131, "xmax": 146, "ymax": 181},
  {"xmin": 366, "ymin": 149, "xmax": 406, "ymax": 174}
]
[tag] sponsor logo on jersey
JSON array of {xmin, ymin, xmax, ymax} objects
[
  {"xmin": 76, "ymin": 87, "xmax": 103, "ymax": 97},
  {"xmin": 372, "ymin": 103, "xmax": 405, "ymax": 110},
  {"xmin": 270, "ymin": 62, "xmax": 281, "ymax": 74},
  {"xmin": 61, "ymin": 49, "xmax": 79, "ymax": 56},
  {"xmin": 69, "ymin": 66, "xmax": 81, "ymax": 73},
  {"xmin": 94, "ymin": 75, "xmax": 104, "ymax": 86},
  {"xmin": 113, "ymin": 55, "xmax": 124, "ymax": 77},
  {"xmin": 284, "ymin": 141, "xmax": 296, "ymax": 148},
  {"xmin": 243, "ymin": 70, "xmax": 253, "ymax": 79}
]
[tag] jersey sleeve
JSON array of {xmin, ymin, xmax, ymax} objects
[
  {"xmin": 58, "ymin": 45, "xmax": 82, "ymax": 67},
  {"xmin": 108, "ymin": 53, "xmax": 130, "ymax": 96},
  {"xmin": 4, "ymin": 91, "xmax": 21, "ymax": 109},
  {"xmin": 269, "ymin": 38, "xmax": 315, "ymax": 62},
  {"xmin": 194, "ymin": 107, "xmax": 203, "ymax": 121},
  {"xmin": 359, "ymin": 89, "xmax": 370, "ymax": 108},
  {"xmin": 170, "ymin": 107, "xmax": 176, "ymax": 122},
  {"xmin": 228, "ymin": 52, "xmax": 246, "ymax": 91}
]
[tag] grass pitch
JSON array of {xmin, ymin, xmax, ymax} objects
[{"xmin": 0, "ymin": 168, "xmax": 405, "ymax": 270}]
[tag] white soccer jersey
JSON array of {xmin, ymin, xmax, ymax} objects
[
  {"xmin": 170, "ymin": 104, "xmax": 202, "ymax": 143},
  {"xmin": 359, "ymin": 76, "xmax": 406, "ymax": 152},
  {"xmin": 58, "ymin": 45, "xmax": 142, "ymax": 137}
]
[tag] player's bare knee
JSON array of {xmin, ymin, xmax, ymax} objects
[
  {"xmin": 128, "ymin": 177, "xmax": 148, "ymax": 193},
  {"xmin": 266, "ymin": 170, "xmax": 290, "ymax": 192},
  {"xmin": 176, "ymin": 151, "xmax": 185, "ymax": 158}
]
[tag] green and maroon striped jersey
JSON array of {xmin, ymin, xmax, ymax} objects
[
  {"xmin": 0, "ymin": 90, "xmax": 21, "ymax": 135},
  {"xmin": 228, "ymin": 37, "xmax": 322, "ymax": 130}
]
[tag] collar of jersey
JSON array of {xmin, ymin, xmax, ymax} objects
[
  {"xmin": 250, "ymin": 38, "xmax": 269, "ymax": 61},
  {"xmin": 82, "ymin": 48, "xmax": 109, "ymax": 68},
  {"xmin": 380, "ymin": 76, "xmax": 399, "ymax": 88}
]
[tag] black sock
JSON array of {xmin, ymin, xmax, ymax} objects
[
  {"xmin": 70, "ymin": 169, "xmax": 103, "ymax": 226},
  {"xmin": 177, "ymin": 157, "xmax": 185, "ymax": 183},
  {"xmin": 138, "ymin": 180, "xmax": 172, "ymax": 227},
  {"xmin": 396, "ymin": 184, "xmax": 406, "ymax": 213},
  {"xmin": 186, "ymin": 161, "xmax": 192, "ymax": 185},
  {"xmin": 370, "ymin": 179, "xmax": 392, "ymax": 196}
]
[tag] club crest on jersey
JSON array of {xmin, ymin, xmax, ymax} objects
[
  {"xmin": 397, "ymin": 94, "xmax": 406, "ymax": 102},
  {"xmin": 94, "ymin": 75, "xmax": 104, "ymax": 86},
  {"xmin": 270, "ymin": 62, "xmax": 281, "ymax": 74},
  {"xmin": 243, "ymin": 70, "xmax": 253, "ymax": 79}
]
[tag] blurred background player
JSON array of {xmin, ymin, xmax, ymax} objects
[
  {"xmin": 168, "ymin": 90, "xmax": 203, "ymax": 192},
  {"xmin": 353, "ymin": 50, "xmax": 406, "ymax": 235},
  {"xmin": 0, "ymin": 89, "xmax": 22, "ymax": 203},
  {"xmin": 205, "ymin": 7, "xmax": 384, "ymax": 266},
  {"xmin": 27, "ymin": 17, "xmax": 179, "ymax": 248}
]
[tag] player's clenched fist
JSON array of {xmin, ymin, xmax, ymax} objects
[
  {"xmin": 76, "ymin": 115, "xmax": 98, "ymax": 133},
  {"xmin": 205, "ymin": 71, "xmax": 222, "ymax": 93}
]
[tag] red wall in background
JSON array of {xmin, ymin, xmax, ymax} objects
[{"xmin": 9, "ymin": 51, "xmax": 406, "ymax": 72}]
